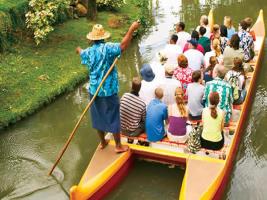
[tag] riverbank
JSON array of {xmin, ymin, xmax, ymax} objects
[{"xmin": 0, "ymin": 0, "xmax": 151, "ymax": 128}]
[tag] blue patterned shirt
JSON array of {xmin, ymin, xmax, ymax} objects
[
  {"xmin": 238, "ymin": 29, "xmax": 254, "ymax": 62},
  {"xmin": 80, "ymin": 41, "xmax": 121, "ymax": 96},
  {"xmin": 203, "ymin": 77, "xmax": 233, "ymax": 123}
]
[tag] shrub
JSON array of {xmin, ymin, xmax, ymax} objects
[
  {"xmin": 25, "ymin": 0, "xmax": 70, "ymax": 45},
  {"xmin": 97, "ymin": 0, "xmax": 126, "ymax": 10}
]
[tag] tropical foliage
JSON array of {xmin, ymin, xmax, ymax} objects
[
  {"xmin": 97, "ymin": 0, "xmax": 126, "ymax": 10},
  {"xmin": 25, "ymin": 0, "xmax": 70, "ymax": 45}
]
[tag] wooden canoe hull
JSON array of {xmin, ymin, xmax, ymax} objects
[{"xmin": 70, "ymin": 10, "xmax": 265, "ymax": 200}]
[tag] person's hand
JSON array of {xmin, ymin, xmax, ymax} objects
[
  {"xmin": 76, "ymin": 46, "xmax": 82, "ymax": 54},
  {"xmin": 130, "ymin": 21, "xmax": 140, "ymax": 32}
]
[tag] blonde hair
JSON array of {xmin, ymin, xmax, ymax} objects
[
  {"xmin": 224, "ymin": 16, "xmax": 233, "ymax": 29},
  {"xmin": 175, "ymin": 87, "xmax": 187, "ymax": 117},
  {"xmin": 212, "ymin": 38, "xmax": 221, "ymax": 57}
]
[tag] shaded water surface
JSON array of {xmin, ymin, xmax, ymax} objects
[{"xmin": 1, "ymin": 0, "xmax": 267, "ymax": 199}]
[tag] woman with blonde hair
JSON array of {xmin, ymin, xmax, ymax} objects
[
  {"xmin": 224, "ymin": 16, "xmax": 235, "ymax": 39},
  {"xmin": 204, "ymin": 38, "xmax": 222, "ymax": 68},
  {"xmin": 167, "ymin": 87, "xmax": 191, "ymax": 143},
  {"xmin": 201, "ymin": 92, "xmax": 224, "ymax": 150}
]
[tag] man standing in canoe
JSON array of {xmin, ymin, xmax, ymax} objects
[{"xmin": 76, "ymin": 21, "xmax": 140, "ymax": 153}]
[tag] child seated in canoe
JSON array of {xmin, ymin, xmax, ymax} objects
[
  {"xmin": 167, "ymin": 87, "xmax": 191, "ymax": 143},
  {"xmin": 146, "ymin": 88, "xmax": 168, "ymax": 142},
  {"xmin": 204, "ymin": 56, "xmax": 218, "ymax": 83},
  {"xmin": 201, "ymin": 92, "xmax": 225, "ymax": 150},
  {"xmin": 187, "ymin": 70, "xmax": 204, "ymax": 121},
  {"xmin": 225, "ymin": 57, "xmax": 247, "ymax": 105},
  {"xmin": 120, "ymin": 77, "xmax": 146, "ymax": 137}
]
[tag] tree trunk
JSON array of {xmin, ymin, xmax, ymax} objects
[{"xmin": 87, "ymin": 0, "xmax": 97, "ymax": 20}]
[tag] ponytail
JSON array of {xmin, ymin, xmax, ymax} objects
[
  {"xmin": 209, "ymin": 92, "xmax": 220, "ymax": 119},
  {"xmin": 175, "ymin": 88, "xmax": 187, "ymax": 117}
]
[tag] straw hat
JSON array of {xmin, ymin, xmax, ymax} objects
[
  {"xmin": 164, "ymin": 63, "xmax": 176, "ymax": 75},
  {"xmin": 86, "ymin": 24, "xmax": 111, "ymax": 40}
]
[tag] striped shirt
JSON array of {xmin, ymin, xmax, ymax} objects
[{"xmin": 120, "ymin": 93, "xmax": 146, "ymax": 132}]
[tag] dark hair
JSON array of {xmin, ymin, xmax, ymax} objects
[
  {"xmin": 192, "ymin": 70, "xmax": 202, "ymax": 82},
  {"xmin": 199, "ymin": 26, "xmax": 206, "ymax": 36},
  {"xmin": 178, "ymin": 22, "xmax": 185, "ymax": 30},
  {"xmin": 191, "ymin": 30, "xmax": 199, "ymax": 41},
  {"xmin": 170, "ymin": 34, "xmax": 178, "ymax": 43},
  {"xmin": 232, "ymin": 57, "xmax": 245, "ymax": 75},
  {"xmin": 205, "ymin": 56, "xmax": 218, "ymax": 73},
  {"xmin": 230, "ymin": 34, "xmax": 240, "ymax": 50},
  {"xmin": 131, "ymin": 77, "xmax": 141, "ymax": 93},
  {"xmin": 240, "ymin": 20, "xmax": 249, "ymax": 30},
  {"xmin": 220, "ymin": 25, "xmax": 228, "ymax": 37},
  {"xmin": 209, "ymin": 92, "xmax": 220, "ymax": 119}
]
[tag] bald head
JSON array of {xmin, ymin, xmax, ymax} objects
[
  {"xmin": 155, "ymin": 87, "xmax": 164, "ymax": 100},
  {"xmin": 213, "ymin": 64, "xmax": 226, "ymax": 79}
]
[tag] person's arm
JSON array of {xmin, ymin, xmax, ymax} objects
[
  {"xmin": 120, "ymin": 21, "xmax": 140, "ymax": 52},
  {"xmin": 221, "ymin": 111, "xmax": 225, "ymax": 130},
  {"xmin": 76, "ymin": 46, "xmax": 82, "ymax": 55}
]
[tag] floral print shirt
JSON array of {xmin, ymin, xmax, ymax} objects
[
  {"xmin": 80, "ymin": 41, "xmax": 121, "ymax": 97},
  {"xmin": 238, "ymin": 29, "xmax": 254, "ymax": 62},
  {"xmin": 203, "ymin": 77, "xmax": 233, "ymax": 123},
  {"xmin": 173, "ymin": 66, "xmax": 193, "ymax": 98}
]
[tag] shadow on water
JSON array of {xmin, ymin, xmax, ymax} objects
[{"xmin": 1, "ymin": 0, "xmax": 267, "ymax": 199}]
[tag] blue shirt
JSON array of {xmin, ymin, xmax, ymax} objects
[
  {"xmin": 146, "ymin": 98, "xmax": 168, "ymax": 142},
  {"xmin": 80, "ymin": 41, "xmax": 121, "ymax": 97}
]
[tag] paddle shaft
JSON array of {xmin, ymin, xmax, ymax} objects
[{"xmin": 48, "ymin": 57, "xmax": 119, "ymax": 176}]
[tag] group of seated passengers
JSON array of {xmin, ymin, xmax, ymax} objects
[{"xmin": 120, "ymin": 15, "xmax": 255, "ymax": 151}]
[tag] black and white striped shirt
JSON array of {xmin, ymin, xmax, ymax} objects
[{"xmin": 120, "ymin": 93, "xmax": 146, "ymax": 132}]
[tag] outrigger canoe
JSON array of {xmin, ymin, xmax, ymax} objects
[{"xmin": 70, "ymin": 10, "xmax": 265, "ymax": 200}]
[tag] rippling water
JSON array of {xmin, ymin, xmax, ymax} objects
[{"xmin": 0, "ymin": 0, "xmax": 267, "ymax": 199}]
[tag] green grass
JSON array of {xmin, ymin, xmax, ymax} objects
[
  {"xmin": 0, "ymin": 1, "xmax": 145, "ymax": 128},
  {"xmin": 0, "ymin": 0, "xmax": 27, "ymax": 11}
]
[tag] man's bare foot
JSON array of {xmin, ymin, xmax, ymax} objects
[
  {"xmin": 115, "ymin": 145, "xmax": 129, "ymax": 153},
  {"xmin": 99, "ymin": 140, "xmax": 109, "ymax": 149}
]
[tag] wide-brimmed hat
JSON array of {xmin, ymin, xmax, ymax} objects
[
  {"xmin": 164, "ymin": 63, "xmax": 176, "ymax": 75},
  {"xmin": 187, "ymin": 38, "xmax": 198, "ymax": 47},
  {"xmin": 140, "ymin": 64, "xmax": 155, "ymax": 82},
  {"xmin": 87, "ymin": 24, "xmax": 111, "ymax": 40}
]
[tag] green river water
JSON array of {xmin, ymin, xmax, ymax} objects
[{"xmin": 1, "ymin": 0, "xmax": 267, "ymax": 199}]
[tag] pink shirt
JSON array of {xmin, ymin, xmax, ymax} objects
[
  {"xmin": 183, "ymin": 43, "xmax": 205, "ymax": 55},
  {"xmin": 173, "ymin": 66, "xmax": 193, "ymax": 99}
]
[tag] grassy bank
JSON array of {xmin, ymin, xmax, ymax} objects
[{"xmin": 0, "ymin": 0, "xmax": 151, "ymax": 128}]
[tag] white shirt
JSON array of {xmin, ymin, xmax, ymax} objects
[
  {"xmin": 176, "ymin": 31, "xmax": 191, "ymax": 49},
  {"xmin": 196, "ymin": 25, "xmax": 211, "ymax": 38},
  {"xmin": 184, "ymin": 49, "xmax": 204, "ymax": 71},
  {"xmin": 150, "ymin": 61, "xmax": 165, "ymax": 81},
  {"xmin": 225, "ymin": 70, "xmax": 245, "ymax": 90},
  {"xmin": 159, "ymin": 77, "xmax": 181, "ymax": 106},
  {"xmin": 139, "ymin": 79, "xmax": 160, "ymax": 106},
  {"xmin": 186, "ymin": 82, "xmax": 204, "ymax": 116},
  {"xmin": 159, "ymin": 44, "xmax": 182, "ymax": 66}
]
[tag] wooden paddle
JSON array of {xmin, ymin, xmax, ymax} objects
[{"xmin": 48, "ymin": 57, "xmax": 119, "ymax": 176}]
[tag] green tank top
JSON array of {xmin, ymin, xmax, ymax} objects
[{"xmin": 202, "ymin": 107, "xmax": 224, "ymax": 142}]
